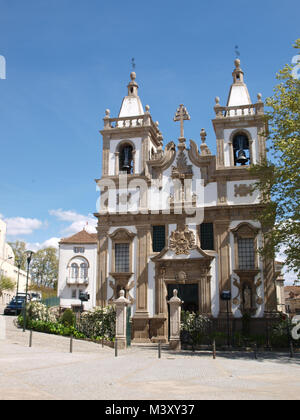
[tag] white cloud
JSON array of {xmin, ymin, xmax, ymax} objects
[
  {"xmin": 4, "ymin": 217, "xmax": 43, "ymax": 236},
  {"xmin": 26, "ymin": 237, "xmax": 60, "ymax": 252},
  {"xmin": 49, "ymin": 209, "xmax": 97, "ymax": 235}
]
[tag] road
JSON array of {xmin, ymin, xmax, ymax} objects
[{"xmin": 0, "ymin": 308, "xmax": 300, "ymax": 400}]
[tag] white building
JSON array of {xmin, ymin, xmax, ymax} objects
[
  {"xmin": 0, "ymin": 218, "xmax": 30, "ymax": 304},
  {"xmin": 57, "ymin": 229, "xmax": 98, "ymax": 311}
]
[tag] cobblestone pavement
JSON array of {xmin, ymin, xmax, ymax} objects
[{"xmin": 0, "ymin": 308, "xmax": 299, "ymax": 400}]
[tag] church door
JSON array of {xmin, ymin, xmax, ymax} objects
[{"xmin": 167, "ymin": 284, "xmax": 199, "ymax": 313}]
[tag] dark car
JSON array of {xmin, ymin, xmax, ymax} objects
[{"xmin": 4, "ymin": 297, "xmax": 26, "ymax": 315}]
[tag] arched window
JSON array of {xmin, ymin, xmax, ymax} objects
[
  {"xmin": 233, "ymin": 133, "xmax": 250, "ymax": 166},
  {"xmin": 80, "ymin": 263, "xmax": 88, "ymax": 279},
  {"xmin": 71, "ymin": 263, "xmax": 79, "ymax": 279},
  {"xmin": 119, "ymin": 143, "xmax": 134, "ymax": 174}
]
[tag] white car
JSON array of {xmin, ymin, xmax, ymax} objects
[{"xmin": 30, "ymin": 292, "xmax": 42, "ymax": 302}]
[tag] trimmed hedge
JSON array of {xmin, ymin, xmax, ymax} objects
[{"xmin": 18, "ymin": 316, "xmax": 85, "ymax": 339}]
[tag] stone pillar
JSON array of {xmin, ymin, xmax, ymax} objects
[
  {"xmin": 96, "ymin": 225, "xmax": 109, "ymax": 307},
  {"xmin": 215, "ymin": 221, "xmax": 231, "ymax": 317},
  {"xmin": 114, "ymin": 290, "xmax": 130, "ymax": 350},
  {"xmin": 168, "ymin": 289, "xmax": 183, "ymax": 350},
  {"xmin": 132, "ymin": 224, "xmax": 151, "ymax": 342}
]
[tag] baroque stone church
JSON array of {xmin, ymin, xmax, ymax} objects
[{"xmin": 91, "ymin": 59, "xmax": 279, "ymax": 343}]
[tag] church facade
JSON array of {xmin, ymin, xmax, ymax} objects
[{"xmin": 94, "ymin": 59, "xmax": 279, "ymax": 343}]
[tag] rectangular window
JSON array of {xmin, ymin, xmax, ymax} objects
[
  {"xmin": 74, "ymin": 247, "xmax": 85, "ymax": 254},
  {"xmin": 115, "ymin": 243, "xmax": 130, "ymax": 272},
  {"xmin": 200, "ymin": 223, "xmax": 214, "ymax": 250},
  {"xmin": 152, "ymin": 225, "xmax": 166, "ymax": 252},
  {"xmin": 71, "ymin": 289, "xmax": 77, "ymax": 299},
  {"xmin": 238, "ymin": 238, "xmax": 255, "ymax": 269}
]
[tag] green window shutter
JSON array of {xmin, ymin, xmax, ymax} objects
[
  {"xmin": 200, "ymin": 223, "xmax": 214, "ymax": 250},
  {"xmin": 152, "ymin": 226, "xmax": 166, "ymax": 252}
]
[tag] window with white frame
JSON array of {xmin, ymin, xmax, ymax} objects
[
  {"xmin": 74, "ymin": 247, "xmax": 85, "ymax": 254},
  {"xmin": 80, "ymin": 262, "xmax": 88, "ymax": 279},
  {"xmin": 71, "ymin": 263, "xmax": 79, "ymax": 278}
]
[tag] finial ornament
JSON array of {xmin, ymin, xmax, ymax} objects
[
  {"xmin": 173, "ymin": 104, "xmax": 190, "ymax": 142},
  {"xmin": 200, "ymin": 128, "xmax": 207, "ymax": 143},
  {"xmin": 257, "ymin": 93, "xmax": 262, "ymax": 102},
  {"xmin": 130, "ymin": 71, "xmax": 136, "ymax": 81},
  {"xmin": 105, "ymin": 109, "xmax": 110, "ymax": 117},
  {"xmin": 234, "ymin": 58, "xmax": 241, "ymax": 69},
  {"xmin": 145, "ymin": 104, "xmax": 150, "ymax": 112},
  {"xmin": 215, "ymin": 97, "xmax": 220, "ymax": 105}
]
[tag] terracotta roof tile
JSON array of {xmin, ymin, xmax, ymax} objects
[{"xmin": 60, "ymin": 229, "xmax": 98, "ymax": 245}]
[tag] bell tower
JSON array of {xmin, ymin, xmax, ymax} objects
[
  {"xmin": 212, "ymin": 59, "xmax": 267, "ymax": 170},
  {"xmin": 99, "ymin": 72, "xmax": 162, "ymax": 179}
]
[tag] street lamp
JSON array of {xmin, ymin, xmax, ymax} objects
[
  {"xmin": 220, "ymin": 290, "xmax": 232, "ymax": 348},
  {"xmin": 23, "ymin": 250, "xmax": 34, "ymax": 332},
  {"xmin": 15, "ymin": 260, "xmax": 21, "ymax": 298}
]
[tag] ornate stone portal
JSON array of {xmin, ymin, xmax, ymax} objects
[{"xmin": 151, "ymin": 246, "xmax": 213, "ymax": 342}]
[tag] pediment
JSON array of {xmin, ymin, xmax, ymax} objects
[
  {"xmin": 152, "ymin": 245, "xmax": 214, "ymax": 262},
  {"xmin": 109, "ymin": 228, "xmax": 136, "ymax": 242}
]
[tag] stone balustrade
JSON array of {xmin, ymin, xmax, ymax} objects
[
  {"xmin": 214, "ymin": 102, "xmax": 264, "ymax": 118},
  {"xmin": 103, "ymin": 114, "xmax": 160, "ymax": 133}
]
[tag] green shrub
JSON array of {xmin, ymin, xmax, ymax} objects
[
  {"xmin": 77, "ymin": 306, "xmax": 116, "ymax": 341},
  {"xmin": 60, "ymin": 309, "xmax": 75, "ymax": 327},
  {"xmin": 17, "ymin": 316, "xmax": 85, "ymax": 339},
  {"xmin": 181, "ymin": 311, "xmax": 211, "ymax": 346}
]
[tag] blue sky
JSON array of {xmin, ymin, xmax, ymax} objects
[{"xmin": 0, "ymin": 0, "xmax": 299, "ymax": 279}]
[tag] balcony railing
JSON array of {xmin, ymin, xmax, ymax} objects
[
  {"xmin": 103, "ymin": 114, "xmax": 161, "ymax": 135},
  {"xmin": 214, "ymin": 101, "xmax": 264, "ymax": 118},
  {"xmin": 66, "ymin": 277, "xmax": 89, "ymax": 286}
]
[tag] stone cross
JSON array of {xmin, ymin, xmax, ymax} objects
[{"xmin": 173, "ymin": 104, "xmax": 190, "ymax": 140}]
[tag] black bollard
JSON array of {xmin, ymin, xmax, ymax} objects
[
  {"xmin": 29, "ymin": 330, "xmax": 33, "ymax": 348},
  {"xmin": 115, "ymin": 339, "xmax": 118, "ymax": 357},
  {"xmin": 290, "ymin": 341, "xmax": 294, "ymax": 358},
  {"xmin": 254, "ymin": 343, "xmax": 258, "ymax": 360},
  {"xmin": 70, "ymin": 336, "xmax": 73, "ymax": 353},
  {"xmin": 158, "ymin": 342, "xmax": 161, "ymax": 359},
  {"xmin": 212, "ymin": 340, "xmax": 216, "ymax": 360}
]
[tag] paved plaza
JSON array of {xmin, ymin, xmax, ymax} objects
[{"xmin": 0, "ymin": 308, "xmax": 299, "ymax": 400}]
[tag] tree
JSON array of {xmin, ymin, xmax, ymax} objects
[
  {"xmin": 0, "ymin": 276, "xmax": 15, "ymax": 297},
  {"xmin": 250, "ymin": 39, "xmax": 300, "ymax": 277},
  {"xmin": 30, "ymin": 247, "xmax": 58, "ymax": 290},
  {"xmin": 7, "ymin": 241, "xmax": 27, "ymax": 270}
]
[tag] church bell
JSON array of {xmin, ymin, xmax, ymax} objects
[
  {"xmin": 121, "ymin": 146, "xmax": 132, "ymax": 172},
  {"xmin": 236, "ymin": 149, "xmax": 249, "ymax": 165}
]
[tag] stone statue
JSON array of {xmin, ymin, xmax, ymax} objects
[{"xmin": 244, "ymin": 286, "xmax": 252, "ymax": 310}]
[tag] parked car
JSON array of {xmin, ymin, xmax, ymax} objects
[
  {"xmin": 4, "ymin": 296, "xmax": 26, "ymax": 316},
  {"xmin": 30, "ymin": 292, "xmax": 42, "ymax": 302}
]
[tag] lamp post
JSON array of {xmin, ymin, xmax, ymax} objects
[
  {"xmin": 220, "ymin": 291, "xmax": 232, "ymax": 348},
  {"xmin": 15, "ymin": 260, "xmax": 21, "ymax": 298},
  {"xmin": 23, "ymin": 250, "xmax": 34, "ymax": 332}
]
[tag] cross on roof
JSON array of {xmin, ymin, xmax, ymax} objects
[{"xmin": 173, "ymin": 104, "xmax": 190, "ymax": 140}]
